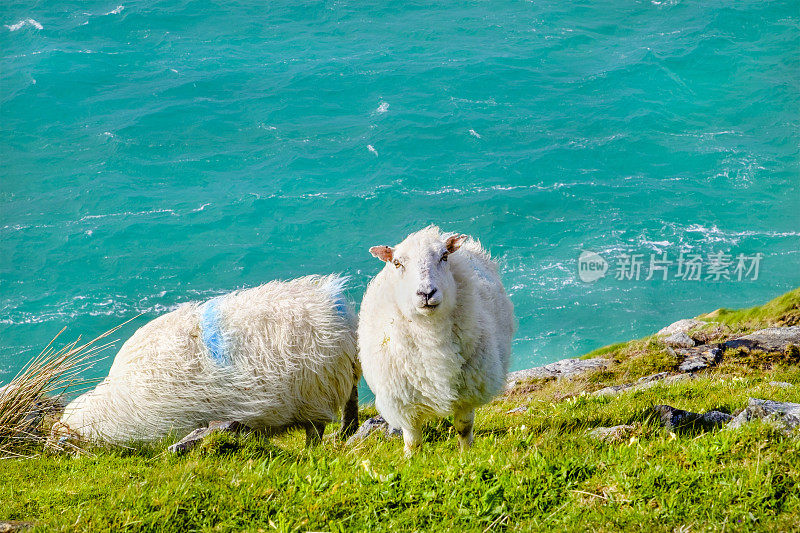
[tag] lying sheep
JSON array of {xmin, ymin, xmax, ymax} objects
[
  {"xmin": 56, "ymin": 275, "xmax": 360, "ymax": 445},
  {"xmin": 358, "ymin": 226, "xmax": 515, "ymax": 452}
]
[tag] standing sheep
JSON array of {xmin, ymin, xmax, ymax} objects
[
  {"xmin": 56, "ymin": 275, "xmax": 360, "ymax": 445},
  {"xmin": 358, "ymin": 226, "xmax": 515, "ymax": 452}
]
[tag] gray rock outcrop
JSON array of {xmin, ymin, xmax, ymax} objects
[
  {"xmin": 592, "ymin": 384, "xmax": 630, "ymax": 397},
  {"xmin": 592, "ymin": 372, "xmax": 673, "ymax": 397},
  {"xmin": 657, "ymin": 319, "xmax": 703, "ymax": 337},
  {"xmin": 676, "ymin": 345, "xmax": 723, "ymax": 372},
  {"xmin": 0, "ymin": 521, "xmax": 34, "ymax": 532},
  {"xmin": 589, "ymin": 425, "xmax": 636, "ymax": 443},
  {"xmin": 664, "ymin": 332, "xmax": 695, "ymax": 349},
  {"xmin": 506, "ymin": 357, "xmax": 610, "ymax": 387},
  {"xmin": 346, "ymin": 416, "xmax": 402, "ymax": 445},
  {"xmin": 662, "ymin": 373, "xmax": 696, "ymax": 384},
  {"xmin": 728, "ymin": 398, "xmax": 800, "ymax": 434},
  {"xmin": 649, "ymin": 405, "xmax": 732, "ymax": 432},
  {"xmin": 168, "ymin": 420, "xmax": 246, "ymax": 455},
  {"xmin": 724, "ymin": 327, "xmax": 800, "ymax": 353},
  {"xmin": 597, "ymin": 373, "xmax": 698, "ymax": 398}
]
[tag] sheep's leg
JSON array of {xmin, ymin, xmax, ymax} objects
[
  {"xmin": 304, "ymin": 421, "xmax": 326, "ymax": 447},
  {"xmin": 454, "ymin": 409, "xmax": 475, "ymax": 451},
  {"xmin": 340, "ymin": 385, "xmax": 359, "ymax": 437},
  {"xmin": 402, "ymin": 426, "xmax": 422, "ymax": 455}
]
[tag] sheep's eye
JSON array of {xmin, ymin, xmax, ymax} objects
[
  {"xmin": 441, "ymin": 252, "xmax": 449, "ymax": 262},
  {"xmin": 392, "ymin": 259, "xmax": 403, "ymax": 270}
]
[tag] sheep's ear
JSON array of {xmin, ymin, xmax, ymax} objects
[
  {"xmin": 445, "ymin": 234, "xmax": 468, "ymax": 253},
  {"xmin": 369, "ymin": 246, "xmax": 394, "ymax": 262}
]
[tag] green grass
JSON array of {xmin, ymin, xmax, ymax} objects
[
  {"xmin": 3, "ymin": 373, "xmax": 800, "ymax": 532},
  {"xmin": 2, "ymin": 289, "xmax": 800, "ymax": 532},
  {"xmin": 698, "ymin": 287, "xmax": 800, "ymax": 329}
]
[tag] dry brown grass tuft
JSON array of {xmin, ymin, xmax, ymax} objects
[{"xmin": 0, "ymin": 323, "xmax": 126, "ymax": 458}]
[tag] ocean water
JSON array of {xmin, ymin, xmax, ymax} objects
[{"xmin": 1, "ymin": 0, "xmax": 798, "ymax": 394}]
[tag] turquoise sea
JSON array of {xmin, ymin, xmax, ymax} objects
[{"xmin": 1, "ymin": 0, "xmax": 798, "ymax": 392}]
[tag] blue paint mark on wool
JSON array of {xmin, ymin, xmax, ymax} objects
[
  {"xmin": 200, "ymin": 297, "xmax": 230, "ymax": 366},
  {"xmin": 333, "ymin": 295, "xmax": 349, "ymax": 318}
]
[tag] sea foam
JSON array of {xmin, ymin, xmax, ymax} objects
[{"xmin": 6, "ymin": 18, "xmax": 43, "ymax": 31}]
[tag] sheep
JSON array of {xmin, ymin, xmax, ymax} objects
[
  {"xmin": 358, "ymin": 225, "xmax": 515, "ymax": 453},
  {"xmin": 55, "ymin": 275, "xmax": 360, "ymax": 445}
]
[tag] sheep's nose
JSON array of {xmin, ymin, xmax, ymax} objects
[{"xmin": 416, "ymin": 288, "xmax": 437, "ymax": 301}]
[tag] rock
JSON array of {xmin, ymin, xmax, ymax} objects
[
  {"xmin": 589, "ymin": 425, "xmax": 635, "ymax": 443},
  {"xmin": 169, "ymin": 429, "xmax": 209, "ymax": 455},
  {"xmin": 0, "ymin": 521, "xmax": 33, "ymax": 532},
  {"xmin": 657, "ymin": 319, "xmax": 703, "ymax": 337},
  {"xmin": 592, "ymin": 372, "xmax": 672, "ymax": 397},
  {"xmin": 593, "ymin": 384, "xmax": 630, "ymax": 397},
  {"xmin": 168, "ymin": 420, "xmax": 246, "ymax": 455},
  {"xmin": 346, "ymin": 416, "xmax": 402, "ymax": 445},
  {"xmin": 209, "ymin": 420, "xmax": 243, "ymax": 432},
  {"xmin": 649, "ymin": 405, "xmax": 732, "ymax": 432},
  {"xmin": 728, "ymin": 398, "xmax": 800, "ymax": 434},
  {"xmin": 697, "ymin": 410, "xmax": 734, "ymax": 425},
  {"xmin": 679, "ymin": 359, "xmax": 707, "ymax": 373},
  {"xmin": 768, "ymin": 381, "xmax": 793, "ymax": 389},
  {"xmin": 724, "ymin": 326, "xmax": 800, "ymax": 353},
  {"xmin": 591, "ymin": 372, "xmax": 700, "ymax": 399},
  {"xmin": 638, "ymin": 372, "xmax": 670, "ymax": 383},
  {"xmin": 662, "ymin": 373, "xmax": 696, "ymax": 384},
  {"xmin": 664, "ymin": 332, "xmax": 695, "ymax": 349},
  {"xmin": 676, "ymin": 345, "xmax": 723, "ymax": 372},
  {"xmin": 506, "ymin": 357, "xmax": 611, "ymax": 387},
  {"xmin": 506, "ymin": 405, "xmax": 528, "ymax": 414}
]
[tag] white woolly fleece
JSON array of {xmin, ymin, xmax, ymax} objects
[
  {"xmin": 59, "ymin": 275, "xmax": 359, "ymax": 443},
  {"xmin": 358, "ymin": 226, "xmax": 516, "ymax": 433}
]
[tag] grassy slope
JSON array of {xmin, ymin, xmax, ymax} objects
[
  {"xmin": 575, "ymin": 287, "xmax": 800, "ymax": 387},
  {"xmin": 2, "ymin": 289, "xmax": 800, "ymax": 532}
]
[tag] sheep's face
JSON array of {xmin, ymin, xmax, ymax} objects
[{"xmin": 370, "ymin": 228, "xmax": 468, "ymax": 318}]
